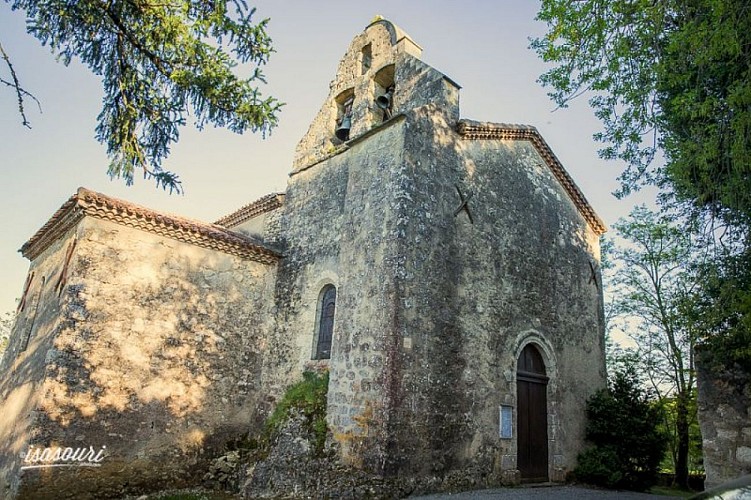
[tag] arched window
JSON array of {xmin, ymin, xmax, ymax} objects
[{"xmin": 314, "ymin": 285, "xmax": 337, "ymax": 360}]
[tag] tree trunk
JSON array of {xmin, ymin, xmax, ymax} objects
[{"xmin": 675, "ymin": 395, "xmax": 690, "ymax": 489}]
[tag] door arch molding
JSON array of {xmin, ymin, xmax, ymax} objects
[
  {"xmin": 510, "ymin": 331, "xmax": 558, "ymax": 483},
  {"xmin": 512, "ymin": 331, "xmax": 558, "ymax": 386}
]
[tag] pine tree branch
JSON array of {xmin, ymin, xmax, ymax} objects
[{"xmin": 0, "ymin": 40, "xmax": 42, "ymax": 128}]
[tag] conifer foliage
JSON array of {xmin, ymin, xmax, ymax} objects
[{"xmin": 6, "ymin": 0, "xmax": 282, "ymax": 192}]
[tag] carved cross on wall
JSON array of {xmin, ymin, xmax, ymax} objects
[
  {"xmin": 588, "ymin": 261, "xmax": 599, "ymax": 290},
  {"xmin": 454, "ymin": 185, "xmax": 474, "ymax": 224}
]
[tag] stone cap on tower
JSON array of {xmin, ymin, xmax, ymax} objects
[{"xmin": 292, "ymin": 17, "xmax": 460, "ymax": 172}]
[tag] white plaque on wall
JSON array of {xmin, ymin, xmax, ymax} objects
[{"xmin": 499, "ymin": 405, "xmax": 513, "ymax": 439}]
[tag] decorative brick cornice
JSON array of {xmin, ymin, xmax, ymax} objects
[
  {"xmin": 214, "ymin": 192, "xmax": 285, "ymax": 228},
  {"xmin": 20, "ymin": 188, "xmax": 281, "ymax": 264},
  {"xmin": 457, "ymin": 120, "xmax": 607, "ymax": 235}
]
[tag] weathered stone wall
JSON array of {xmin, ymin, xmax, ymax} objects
[
  {"xmin": 231, "ymin": 214, "xmax": 267, "ymax": 241},
  {"xmin": 270, "ymin": 117, "xmax": 409, "ymax": 473},
  {"xmin": 697, "ymin": 355, "xmax": 751, "ymax": 489},
  {"xmin": 379, "ymin": 104, "xmax": 606, "ymax": 484},
  {"xmin": 230, "ymin": 207, "xmax": 284, "ymax": 248},
  {"xmin": 0, "ymin": 224, "xmax": 78, "ymax": 499},
  {"xmin": 395, "ymin": 53, "xmax": 460, "ymax": 125},
  {"xmin": 273, "ymin": 18, "xmax": 463, "ymax": 475},
  {"xmin": 262, "ymin": 206, "xmax": 284, "ymax": 247},
  {"xmin": 455, "ymin": 133, "xmax": 605, "ymax": 482},
  {"xmin": 1, "ymin": 217, "xmax": 278, "ymax": 499}
]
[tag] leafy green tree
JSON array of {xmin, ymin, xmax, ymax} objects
[
  {"xmin": 657, "ymin": 392, "xmax": 704, "ymax": 475},
  {"xmin": 658, "ymin": 1, "xmax": 751, "ymax": 227},
  {"xmin": 532, "ymin": 0, "xmax": 751, "ymax": 218},
  {"xmin": 532, "ymin": 0, "xmax": 668, "ymax": 196},
  {"xmin": 608, "ymin": 206, "xmax": 702, "ymax": 488},
  {"xmin": 534, "ymin": 3, "xmax": 751, "ymax": 483},
  {"xmin": 692, "ymin": 247, "xmax": 751, "ymax": 372},
  {"xmin": 575, "ymin": 366, "xmax": 667, "ymax": 491},
  {"xmin": 3, "ymin": 0, "xmax": 282, "ymax": 192}
]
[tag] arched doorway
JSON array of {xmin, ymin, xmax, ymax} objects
[{"xmin": 517, "ymin": 344, "xmax": 549, "ymax": 482}]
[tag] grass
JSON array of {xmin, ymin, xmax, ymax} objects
[{"xmin": 650, "ymin": 485, "xmax": 696, "ymax": 497}]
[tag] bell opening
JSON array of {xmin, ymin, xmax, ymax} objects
[
  {"xmin": 334, "ymin": 89, "xmax": 355, "ymax": 143},
  {"xmin": 373, "ymin": 65, "xmax": 395, "ymax": 122}
]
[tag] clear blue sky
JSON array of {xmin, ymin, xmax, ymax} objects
[{"xmin": 0, "ymin": 1, "xmax": 652, "ymax": 314}]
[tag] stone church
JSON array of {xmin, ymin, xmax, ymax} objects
[{"xmin": 0, "ymin": 18, "xmax": 607, "ymax": 498}]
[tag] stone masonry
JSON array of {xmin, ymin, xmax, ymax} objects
[
  {"xmin": 0, "ymin": 18, "xmax": 607, "ymax": 498},
  {"xmin": 0, "ymin": 189, "xmax": 279, "ymax": 498},
  {"xmin": 697, "ymin": 354, "xmax": 751, "ymax": 489}
]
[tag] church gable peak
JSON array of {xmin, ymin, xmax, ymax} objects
[
  {"xmin": 457, "ymin": 120, "xmax": 607, "ymax": 235},
  {"xmin": 292, "ymin": 18, "xmax": 458, "ymax": 172}
]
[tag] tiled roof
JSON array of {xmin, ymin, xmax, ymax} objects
[
  {"xmin": 214, "ymin": 192, "xmax": 285, "ymax": 228},
  {"xmin": 20, "ymin": 188, "xmax": 281, "ymax": 264},
  {"xmin": 456, "ymin": 120, "xmax": 607, "ymax": 235}
]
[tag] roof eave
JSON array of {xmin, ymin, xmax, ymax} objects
[{"xmin": 21, "ymin": 188, "xmax": 281, "ymax": 264}]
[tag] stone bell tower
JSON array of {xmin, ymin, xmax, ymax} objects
[
  {"xmin": 292, "ymin": 17, "xmax": 459, "ymax": 171},
  {"xmin": 270, "ymin": 17, "xmax": 468, "ymax": 475}
]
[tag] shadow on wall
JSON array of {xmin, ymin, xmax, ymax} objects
[{"xmin": 0, "ymin": 247, "xmax": 270, "ymax": 498}]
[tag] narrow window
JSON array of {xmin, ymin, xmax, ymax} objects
[
  {"xmin": 314, "ymin": 285, "xmax": 337, "ymax": 359},
  {"xmin": 55, "ymin": 239, "xmax": 77, "ymax": 296},
  {"xmin": 361, "ymin": 44, "xmax": 372, "ymax": 75},
  {"xmin": 21, "ymin": 276, "xmax": 46, "ymax": 352}
]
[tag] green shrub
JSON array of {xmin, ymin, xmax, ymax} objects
[
  {"xmin": 575, "ymin": 446, "xmax": 622, "ymax": 488},
  {"xmin": 574, "ymin": 367, "xmax": 668, "ymax": 491},
  {"xmin": 263, "ymin": 370, "xmax": 329, "ymax": 456}
]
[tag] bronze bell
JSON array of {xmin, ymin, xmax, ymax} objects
[
  {"xmin": 376, "ymin": 86, "xmax": 394, "ymax": 110},
  {"xmin": 335, "ymin": 115, "xmax": 351, "ymax": 141}
]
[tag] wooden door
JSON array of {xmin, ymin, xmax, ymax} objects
[{"xmin": 517, "ymin": 345, "xmax": 549, "ymax": 482}]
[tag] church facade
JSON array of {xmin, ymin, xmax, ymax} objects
[{"xmin": 0, "ymin": 19, "xmax": 606, "ymax": 498}]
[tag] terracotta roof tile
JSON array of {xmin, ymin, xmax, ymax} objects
[
  {"xmin": 457, "ymin": 120, "xmax": 607, "ymax": 235},
  {"xmin": 20, "ymin": 188, "xmax": 281, "ymax": 264},
  {"xmin": 214, "ymin": 192, "xmax": 285, "ymax": 228}
]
